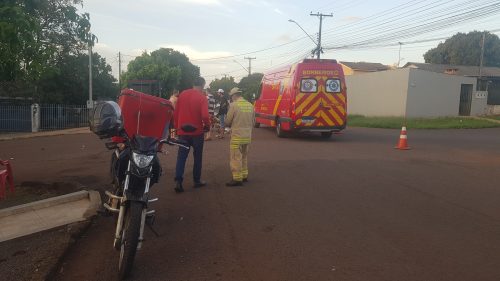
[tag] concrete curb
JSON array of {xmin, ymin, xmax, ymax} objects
[
  {"xmin": 0, "ymin": 190, "xmax": 89, "ymax": 219},
  {"xmin": 0, "ymin": 127, "xmax": 91, "ymax": 142},
  {"xmin": 0, "ymin": 190, "xmax": 101, "ymax": 242}
]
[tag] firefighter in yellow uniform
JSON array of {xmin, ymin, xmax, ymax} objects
[{"xmin": 224, "ymin": 87, "xmax": 254, "ymax": 186}]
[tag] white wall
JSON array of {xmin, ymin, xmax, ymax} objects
[
  {"xmin": 487, "ymin": 104, "xmax": 500, "ymax": 115},
  {"xmin": 346, "ymin": 68, "xmax": 488, "ymax": 117},
  {"xmin": 346, "ymin": 68, "xmax": 410, "ymax": 116},
  {"xmin": 406, "ymin": 69, "xmax": 477, "ymax": 117},
  {"xmin": 471, "ymin": 91, "xmax": 488, "ymax": 116}
]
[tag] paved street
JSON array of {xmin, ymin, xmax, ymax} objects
[{"xmin": 2, "ymin": 127, "xmax": 500, "ymax": 281}]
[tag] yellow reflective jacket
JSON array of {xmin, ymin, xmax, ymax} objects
[{"xmin": 225, "ymin": 97, "xmax": 255, "ymax": 144}]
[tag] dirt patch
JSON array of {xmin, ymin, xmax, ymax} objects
[
  {"xmin": 0, "ymin": 221, "xmax": 90, "ymax": 281},
  {"xmin": 0, "ymin": 181, "xmax": 83, "ymax": 209}
]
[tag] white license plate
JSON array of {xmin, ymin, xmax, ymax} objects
[{"xmin": 302, "ymin": 119, "xmax": 314, "ymax": 124}]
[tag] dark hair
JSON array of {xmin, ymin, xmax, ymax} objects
[{"xmin": 193, "ymin": 77, "xmax": 206, "ymax": 87}]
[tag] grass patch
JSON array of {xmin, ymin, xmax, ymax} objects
[
  {"xmin": 484, "ymin": 115, "xmax": 500, "ymax": 121},
  {"xmin": 347, "ymin": 115, "xmax": 500, "ymax": 129}
]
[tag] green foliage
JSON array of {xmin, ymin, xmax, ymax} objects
[
  {"xmin": 0, "ymin": 0, "xmax": 111, "ymax": 105},
  {"xmin": 348, "ymin": 115, "xmax": 500, "ymax": 129},
  {"xmin": 121, "ymin": 48, "xmax": 200, "ymax": 96},
  {"xmin": 209, "ymin": 76, "xmax": 238, "ymax": 95},
  {"xmin": 38, "ymin": 52, "xmax": 117, "ymax": 104},
  {"xmin": 0, "ymin": 3, "xmax": 39, "ymax": 81},
  {"xmin": 424, "ymin": 31, "xmax": 500, "ymax": 66},
  {"xmin": 0, "ymin": 0, "xmax": 94, "ymax": 82},
  {"xmin": 238, "ymin": 73, "xmax": 263, "ymax": 102}
]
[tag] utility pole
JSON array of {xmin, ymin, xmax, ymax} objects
[
  {"xmin": 118, "ymin": 52, "xmax": 122, "ymax": 90},
  {"xmin": 397, "ymin": 42, "xmax": 403, "ymax": 67},
  {"xmin": 479, "ymin": 32, "xmax": 486, "ymax": 89},
  {"xmin": 88, "ymin": 34, "xmax": 93, "ymax": 108},
  {"xmin": 310, "ymin": 12, "xmax": 333, "ymax": 59},
  {"xmin": 244, "ymin": 57, "xmax": 256, "ymax": 76}
]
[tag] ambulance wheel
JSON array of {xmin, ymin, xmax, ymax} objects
[
  {"xmin": 321, "ymin": 132, "xmax": 333, "ymax": 138},
  {"xmin": 276, "ymin": 118, "xmax": 286, "ymax": 138}
]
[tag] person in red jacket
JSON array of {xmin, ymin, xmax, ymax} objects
[{"xmin": 173, "ymin": 77, "xmax": 210, "ymax": 193}]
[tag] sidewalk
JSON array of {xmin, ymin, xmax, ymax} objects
[{"xmin": 0, "ymin": 127, "xmax": 90, "ymax": 141}]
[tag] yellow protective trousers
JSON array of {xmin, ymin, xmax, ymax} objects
[{"xmin": 230, "ymin": 142, "xmax": 249, "ymax": 181}]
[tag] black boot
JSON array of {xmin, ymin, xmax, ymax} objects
[
  {"xmin": 193, "ymin": 181, "xmax": 207, "ymax": 188},
  {"xmin": 174, "ymin": 181, "xmax": 184, "ymax": 193},
  {"xmin": 226, "ymin": 180, "xmax": 243, "ymax": 187}
]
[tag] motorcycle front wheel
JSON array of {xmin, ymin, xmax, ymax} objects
[{"xmin": 118, "ymin": 201, "xmax": 143, "ymax": 280}]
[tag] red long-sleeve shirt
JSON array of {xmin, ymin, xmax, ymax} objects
[{"xmin": 174, "ymin": 88, "xmax": 210, "ymax": 136}]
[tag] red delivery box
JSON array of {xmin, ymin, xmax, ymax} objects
[{"xmin": 117, "ymin": 89, "xmax": 173, "ymax": 140}]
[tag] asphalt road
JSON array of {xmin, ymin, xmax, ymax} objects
[{"xmin": 2, "ymin": 127, "xmax": 500, "ymax": 281}]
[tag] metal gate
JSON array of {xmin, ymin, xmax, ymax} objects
[
  {"xmin": 0, "ymin": 104, "xmax": 32, "ymax": 132},
  {"xmin": 459, "ymin": 84, "xmax": 473, "ymax": 116},
  {"xmin": 0, "ymin": 104, "xmax": 89, "ymax": 133},
  {"xmin": 39, "ymin": 105, "xmax": 89, "ymax": 131}
]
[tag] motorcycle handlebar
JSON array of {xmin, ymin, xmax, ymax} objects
[{"xmin": 160, "ymin": 138, "xmax": 190, "ymax": 150}]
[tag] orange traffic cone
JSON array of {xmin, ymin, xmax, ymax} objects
[{"xmin": 395, "ymin": 126, "xmax": 411, "ymax": 150}]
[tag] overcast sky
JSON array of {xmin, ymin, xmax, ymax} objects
[{"xmin": 81, "ymin": 0, "xmax": 500, "ymax": 83}]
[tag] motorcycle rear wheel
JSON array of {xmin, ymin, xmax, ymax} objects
[{"xmin": 118, "ymin": 201, "xmax": 143, "ymax": 280}]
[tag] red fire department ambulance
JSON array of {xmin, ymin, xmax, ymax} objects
[{"xmin": 254, "ymin": 59, "xmax": 347, "ymax": 138}]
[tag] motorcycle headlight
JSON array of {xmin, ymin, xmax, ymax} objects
[{"xmin": 132, "ymin": 152, "xmax": 154, "ymax": 169}]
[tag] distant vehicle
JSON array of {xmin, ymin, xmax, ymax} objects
[{"xmin": 254, "ymin": 59, "xmax": 347, "ymax": 138}]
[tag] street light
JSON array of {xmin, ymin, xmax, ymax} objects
[
  {"xmin": 288, "ymin": 19, "xmax": 317, "ymax": 45},
  {"xmin": 233, "ymin": 59, "xmax": 249, "ymax": 75}
]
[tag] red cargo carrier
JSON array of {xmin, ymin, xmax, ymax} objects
[{"xmin": 118, "ymin": 89, "xmax": 173, "ymax": 140}]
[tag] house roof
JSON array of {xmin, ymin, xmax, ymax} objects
[
  {"xmin": 402, "ymin": 62, "xmax": 500, "ymax": 77},
  {"xmin": 340, "ymin": 61, "xmax": 391, "ymax": 72}
]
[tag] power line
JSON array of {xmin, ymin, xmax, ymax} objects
[
  {"xmin": 322, "ymin": 0, "xmax": 463, "ymax": 44},
  {"xmin": 190, "ymin": 37, "xmax": 308, "ymax": 61},
  {"xmin": 323, "ymin": 1, "xmax": 500, "ymax": 50},
  {"xmin": 191, "ymin": 1, "xmax": 495, "ymax": 67}
]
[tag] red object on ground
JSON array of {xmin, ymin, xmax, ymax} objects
[
  {"xmin": 395, "ymin": 126, "xmax": 411, "ymax": 150},
  {"xmin": 113, "ymin": 89, "xmax": 174, "ymax": 142},
  {"xmin": 0, "ymin": 160, "xmax": 14, "ymax": 199}
]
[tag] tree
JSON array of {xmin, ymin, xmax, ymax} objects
[
  {"xmin": 209, "ymin": 76, "xmax": 238, "ymax": 95},
  {"xmin": 238, "ymin": 73, "xmax": 263, "ymax": 102},
  {"xmin": 424, "ymin": 31, "xmax": 500, "ymax": 67},
  {"xmin": 0, "ymin": 0, "xmax": 93, "ymax": 82},
  {"xmin": 121, "ymin": 48, "xmax": 200, "ymax": 97},
  {"xmin": 0, "ymin": 3, "xmax": 38, "ymax": 81},
  {"xmin": 38, "ymin": 52, "xmax": 117, "ymax": 104},
  {"xmin": 0, "ymin": 0, "xmax": 112, "ymax": 105}
]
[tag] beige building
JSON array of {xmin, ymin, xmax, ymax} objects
[
  {"xmin": 403, "ymin": 62, "xmax": 500, "ymax": 114},
  {"xmin": 340, "ymin": 61, "xmax": 392, "ymax": 76},
  {"xmin": 346, "ymin": 68, "xmax": 488, "ymax": 117}
]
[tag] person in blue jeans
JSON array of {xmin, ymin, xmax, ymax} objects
[
  {"xmin": 173, "ymin": 77, "xmax": 211, "ymax": 193},
  {"xmin": 174, "ymin": 134, "xmax": 205, "ymax": 192}
]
